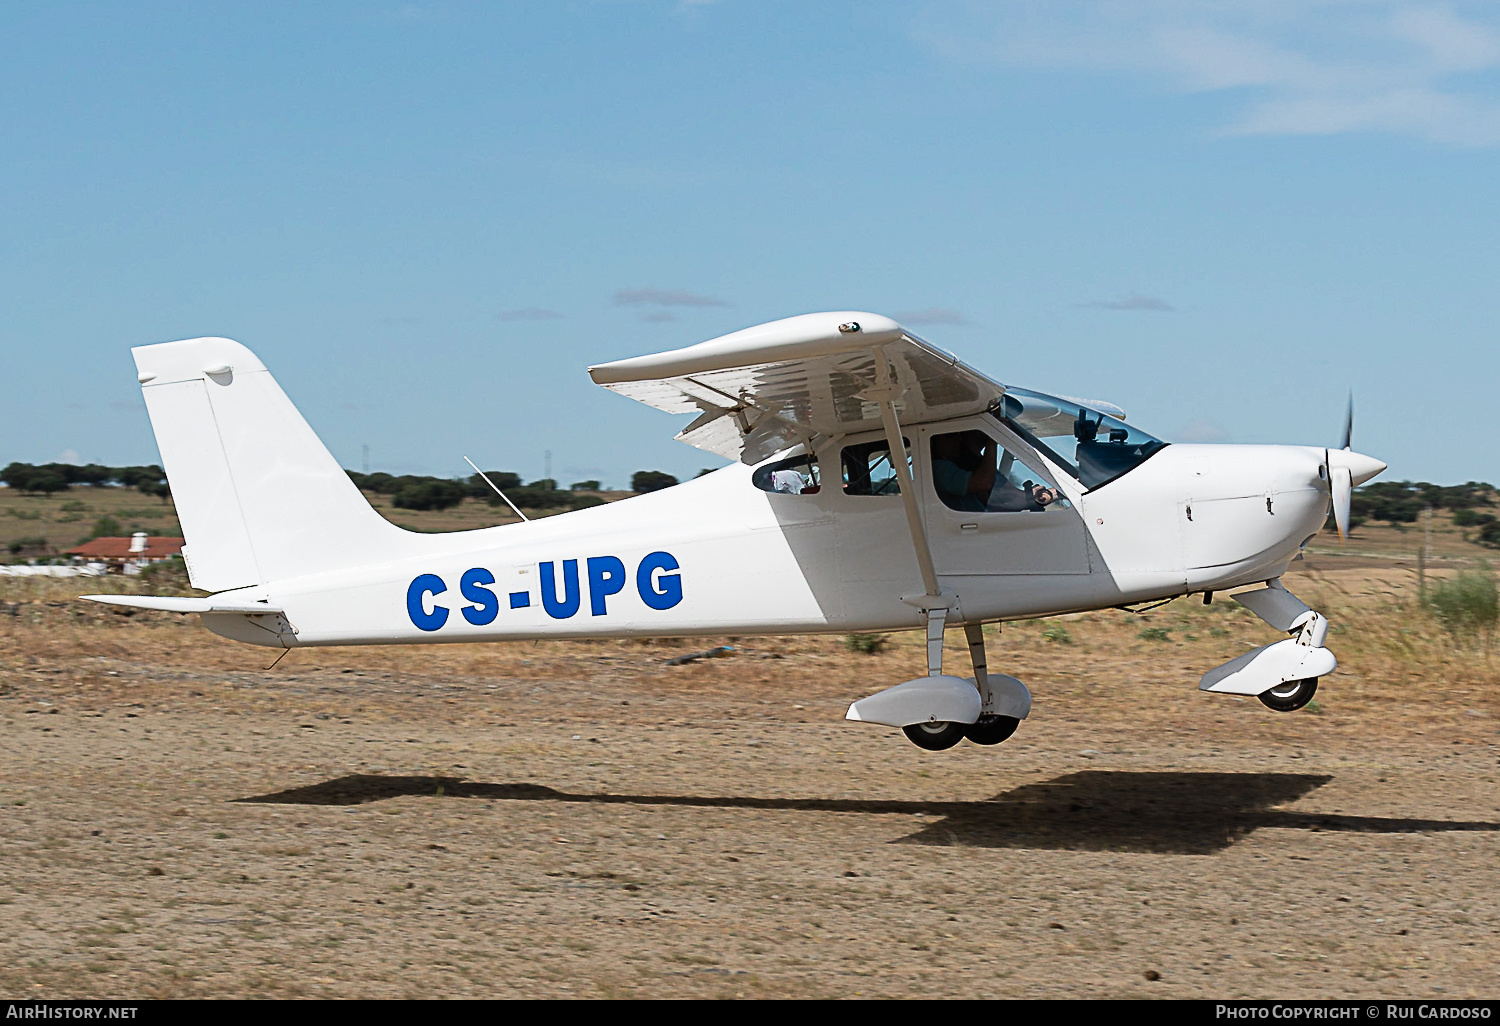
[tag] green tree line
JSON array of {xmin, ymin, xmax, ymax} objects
[
  {"xmin": 1345, "ymin": 479, "xmax": 1499, "ymax": 547},
  {"xmin": 1, "ymin": 462, "xmax": 169, "ymax": 499},
  {"xmin": 345, "ymin": 469, "xmax": 681, "ymax": 512}
]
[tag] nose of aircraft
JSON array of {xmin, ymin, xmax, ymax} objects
[{"xmin": 1327, "ymin": 448, "xmax": 1387, "ymax": 487}]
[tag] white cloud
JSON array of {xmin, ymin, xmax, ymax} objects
[{"xmin": 915, "ymin": 1, "xmax": 1500, "ymax": 145}]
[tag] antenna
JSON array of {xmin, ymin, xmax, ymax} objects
[{"xmin": 463, "ymin": 455, "xmax": 529, "ymax": 523}]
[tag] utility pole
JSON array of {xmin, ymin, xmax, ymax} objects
[
  {"xmin": 1418, "ymin": 503, "xmax": 1432, "ymax": 601},
  {"xmin": 544, "ymin": 450, "xmax": 552, "ymax": 487}
]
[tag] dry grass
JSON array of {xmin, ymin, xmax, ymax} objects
[{"xmin": 2, "ymin": 554, "xmax": 1498, "ymax": 999}]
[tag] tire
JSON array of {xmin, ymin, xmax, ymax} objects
[
  {"xmin": 902, "ymin": 720, "xmax": 966, "ymax": 751},
  {"xmin": 964, "ymin": 715, "xmax": 1020, "ymax": 746},
  {"xmin": 1258, "ymin": 677, "xmax": 1318, "ymax": 712}
]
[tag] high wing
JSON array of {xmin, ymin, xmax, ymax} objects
[{"xmin": 587, "ymin": 312, "xmax": 1006, "ymax": 463}]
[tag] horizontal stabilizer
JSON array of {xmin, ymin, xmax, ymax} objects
[{"xmin": 82, "ymin": 595, "xmax": 284, "ymax": 615}]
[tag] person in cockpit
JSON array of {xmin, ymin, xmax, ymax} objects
[{"xmin": 931, "ymin": 431, "xmax": 1056, "ymax": 513}]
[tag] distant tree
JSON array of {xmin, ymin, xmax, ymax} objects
[
  {"xmin": 114, "ymin": 465, "xmax": 169, "ymax": 499},
  {"xmin": 631, "ymin": 470, "xmax": 678, "ymax": 494},
  {"xmin": 25, "ymin": 470, "xmax": 69, "ymax": 496},
  {"xmin": 1479, "ymin": 521, "xmax": 1500, "ymax": 549},
  {"xmin": 528, "ymin": 478, "xmax": 558, "ymax": 491},
  {"xmin": 137, "ymin": 478, "xmax": 171, "ymax": 502},
  {"xmin": 505, "ymin": 486, "xmax": 569, "ymax": 509},
  {"xmin": 87, "ymin": 515, "xmax": 123, "ymax": 540},
  {"xmin": 568, "ymin": 494, "xmax": 607, "ymax": 510},
  {"xmin": 75, "ymin": 464, "xmax": 114, "ymax": 487},
  {"xmin": 1, "ymin": 463, "xmax": 37, "ymax": 491},
  {"xmin": 467, "ymin": 471, "xmax": 522, "ymax": 499},
  {"xmin": 695, "ymin": 468, "xmax": 716, "ymax": 478},
  {"xmin": 391, "ymin": 479, "xmax": 467, "ymax": 511},
  {"xmin": 1454, "ymin": 509, "xmax": 1497, "ymax": 528},
  {"xmin": 570, "ymin": 480, "xmax": 601, "ymax": 492}
]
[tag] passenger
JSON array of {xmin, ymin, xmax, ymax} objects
[{"xmin": 769, "ymin": 468, "xmax": 804, "ymax": 494}]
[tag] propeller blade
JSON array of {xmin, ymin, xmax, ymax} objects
[
  {"xmin": 1332, "ymin": 464, "xmax": 1352, "ymax": 542},
  {"xmin": 1341, "ymin": 392, "xmax": 1353, "ymax": 451}
]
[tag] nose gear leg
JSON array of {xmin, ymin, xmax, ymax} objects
[{"xmin": 1198, "ymin": 578, "xmax": 1336, "ymax": 707}]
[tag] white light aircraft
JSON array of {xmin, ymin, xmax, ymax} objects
[{"xmin": 87, "ymin": 312, "xmax": 1386, "ymax": 751}]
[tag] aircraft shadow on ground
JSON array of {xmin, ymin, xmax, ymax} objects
[{"xmin": 235, "ymin": 770, "xmax": 1500, "ymax": 855}]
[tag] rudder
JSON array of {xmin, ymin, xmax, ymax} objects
[{"xmin": 134, "ymin": 337, "xmax": 404, "ymax": 592}]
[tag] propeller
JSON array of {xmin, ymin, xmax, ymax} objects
[
  {"xmin": 1323, "ymin": 394, "xmax": 1385, "ymax": 541},
  {"xmin": 1329, "ymin": 393, "xmax": 1354, "ymax": 541}
]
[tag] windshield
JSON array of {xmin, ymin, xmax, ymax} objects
[{"xmin": 994, "ymin": 387, "xmax": 1167, "ymax": 490}]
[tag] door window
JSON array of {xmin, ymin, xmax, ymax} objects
[{"xmin": 929, "ymin": 429, "xmax": 1069, "ymax": 513}]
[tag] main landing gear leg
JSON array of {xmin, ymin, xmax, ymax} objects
[
  {"xmin": 962, "ymin": 623, "xmax": 1021, "ymax": 746},
  {"xmin": 926, "ymin": 608, "xmax": 948, "ymax": 676},
  {"xmin": 900, "ymin": 608, "xmax": 969, "ymax": 751}
]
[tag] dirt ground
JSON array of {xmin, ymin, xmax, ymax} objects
[{"xmin": 2, "ymin": 563, "xmax": 1497, "ymax": 999}]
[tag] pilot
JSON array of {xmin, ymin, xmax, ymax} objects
[{"xmin": 931, "ymin": 431, "xmax": 1057, "ymax": 512}]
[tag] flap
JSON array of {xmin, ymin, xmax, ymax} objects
[{"xmin": 589, "ymin": 312, "xmax": 1005, "ymax": 463}]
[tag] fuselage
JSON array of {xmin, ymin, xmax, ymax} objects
[{"xmin": 208, "ymin": 432, "xmax": 1333, "ymax": 648}]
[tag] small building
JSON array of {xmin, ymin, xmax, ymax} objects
[{"xmin": 65, "ymin": 533, "xmax": 184, "ymax": 572}]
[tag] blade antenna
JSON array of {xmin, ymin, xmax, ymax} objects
[
  {"xmin": 1341, "ymin": 392, "xmax": 1353, "ymax": 451},
  {"xmin": 463, "ymin": 456, "xmax": 529, "ymax": 523}
]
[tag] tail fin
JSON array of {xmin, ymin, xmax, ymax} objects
[{"xmin": 134, "ymin": 337, "xmax": 403, "ymax": 592}]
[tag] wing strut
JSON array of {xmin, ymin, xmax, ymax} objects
[{"xmin": 864, "ymin": 350, "xmax": 956, "ymax": 676}]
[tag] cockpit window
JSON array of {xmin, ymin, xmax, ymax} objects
[
  {"xmin": 752, "ymin": 453, "xmax": 820, "ymax": 495},
  {"xmin": 842, "ymin": 438, "xmax": 910, "ymax": 496},
  {"xmin": 995, "ymin": 387, "xmax": 1167, "ymax": 490}
]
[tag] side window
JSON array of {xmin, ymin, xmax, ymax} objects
[
  {"xmin": 842, "ymin": 438, "xmax": 910, "ymax": 496},
  {"xmin": 930, "ymin": 429, "xmax": 1070, "ymax": 513},
  {"xmin": 752, "ymin": 454, "xmax": 820, "ymax": 495}
]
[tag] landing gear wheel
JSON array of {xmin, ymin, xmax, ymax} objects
[
  {"xmin": 964, "ymin": 715, "xmax": 1020, "ymax": 746},
  {"xmin": 1258, "ymin": 677, "xmax": 1318, "ymax": 712},
  {"xmin": 902, "ymin": 720, "xmax": 966, "ymax": 751}
]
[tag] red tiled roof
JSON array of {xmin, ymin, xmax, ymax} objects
[{"xmin": 65, "ymin": 537, "xmax": 184, "ymax": 559}]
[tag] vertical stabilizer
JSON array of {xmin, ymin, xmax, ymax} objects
[{"xmin": 133, "ymin": 338, "xmax": 402, "ymax": 591}]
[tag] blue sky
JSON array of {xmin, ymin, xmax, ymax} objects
[{"xmin": 3, "ymin": 1, "xmax": 1497, "ymax": 488}]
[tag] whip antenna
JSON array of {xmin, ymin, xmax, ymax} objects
[{"xmin": 463, "ymin": 455, "xmax": 529, "ymax": 523}]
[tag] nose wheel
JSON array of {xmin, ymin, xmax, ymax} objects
[{"xmin": 1259, "ymin": 677, "xmax": 1318, "ymax": 712}]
